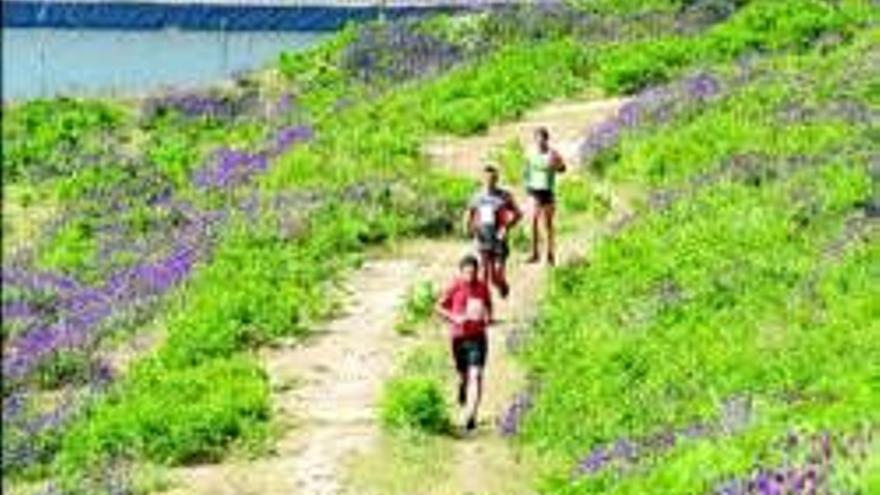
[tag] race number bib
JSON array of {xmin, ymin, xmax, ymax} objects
[
  {"xmin": 464, "ymin": 296, "xmax": 487, "ymax": 322},
  {"xmin": 478, "ymin": 203, "xmax": 497, "ymax": 226}
]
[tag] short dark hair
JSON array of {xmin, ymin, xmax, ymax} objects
[
  {"xmin": 535, "ymin": 127, "xmax": 550, "ymax": 140},
  {"xmin": 459, "ymin": 254, "xmax": 479, "ymax": 270}
]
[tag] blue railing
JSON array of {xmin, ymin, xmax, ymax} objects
[{"xmin": 2, "ymin": 1, "xmax": 495, "ymax": 31}]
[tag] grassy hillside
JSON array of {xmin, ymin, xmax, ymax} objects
[
  {"xmin": 2, "ymin": 1, "xmax": 876, "ymax": 493},
  {"xmin": 519, "ymin": 20, "xmax": 878, "ymax": 495}
]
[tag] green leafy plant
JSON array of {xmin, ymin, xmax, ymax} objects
[
  {"xmin": 36, "ymin": 219, "xmax": 97, "ymax": 277},
  {"xmin": 380, "ymin": 376, "xmax": 450, "ymax": 434},
  {"xmin": 56, "ymin": 357, "xmax": 270, "ymax": 477},
  {"xmin": 395, "ymin": 281, "xmax": 438, "ymax": 336}
]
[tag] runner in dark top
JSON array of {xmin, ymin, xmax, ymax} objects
[
  {"xmin": 436, "ymin": 255, "xmax": 492, "ymax": 432},
  {"xmin": 466, "ymin": 165, "xmax": 522, "ymax": 298},
  {"xmin": 524, "ymin": 127, "xmax": 566, "ymax": 265}
]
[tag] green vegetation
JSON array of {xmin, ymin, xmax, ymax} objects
[
  {"xmin": 35, "ymin": 219, "xmax": 98, "ymax": 277},
  {"xmin": 395, "ymin": 281, "xmax": 438, "ymax": 336},
  {"xmin": 380, "ymin": 344, "xmax": 452, "ymax": 435},
  {"xmin": 42, "ymin": 9, "xmax": 602, "ymax": 483},
  {"xmin": 591, "ymin": 0, "xmax": 873, "ymax": 93},
  {"xmin": 380, "ymin": 376, "xmax": 451, "ymax": 434},
  {"xmin": 57, "ymin": 357, "xmax": 270, "ymax": 476},
  {"xmin": 4, "ymin": 1, "xmax": 877, "ymax": 492},
  {"xmin": 521, "ymin": 23, "xmax": 878, "ymax": 495},
  {"xmin": 2, "ymin": 98, "xmax": 127, "ymax": 182}
]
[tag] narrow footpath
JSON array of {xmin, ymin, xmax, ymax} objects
[{"xmin": 165, "ymin": 95, "xmax": 628, "ymax": 495}]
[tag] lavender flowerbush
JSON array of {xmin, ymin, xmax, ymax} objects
[
  {"xmin": 579, "ymin": 70, "xmax": 727, "ymax": 171},
  {"xmin": 2, "ymin": 77, "xmax": 316, "ymax": 486},
  {"xmin": 342, "ymin": 19, "xmax": 468, "ymax": 84},
  {"xmin": 708, "ymin": 426, "xmax": 878, "ymax": 495}
]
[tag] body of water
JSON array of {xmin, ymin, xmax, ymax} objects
[{"xmin": 2, "ymin": 28, "xmax": 328, "ymax": 101}]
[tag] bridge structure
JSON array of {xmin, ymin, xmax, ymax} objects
[{"xmin": 2, "ymin": 0, "xmax": 521, "ymax": 31}]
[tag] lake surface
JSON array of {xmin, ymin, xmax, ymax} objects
[{"xmin": 2, "ymin": 28, "xmax": 329, "ymax": 101}]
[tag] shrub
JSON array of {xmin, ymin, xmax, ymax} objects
[
  {"xmin": 34, "ymin": 351, "xmax": 93, "ymax": 390},
  {"xmin": 2, "ymin": 98, "xmax": 126, "ymax": 182},
  {"xmin": 421, "ymin": 39, "xmax": 587, "ymax": 135},
  {"xmin": 380, "ymin": 376, "xmax": 450, "ymax": 434},
  {"xmin": 596, "ymin": 37, "xmax": 693, "ymax": 94},
  {"xmin": 56, "ymin": 357, "xmax": 269, "ymax": 477},
  {"xmin": 35, "ymin": 219, "xmax": 97, "ymax": 278},
  {"xmin": 395, "ymin": 281, "xmax": 438, "ymax": 336},
  {"xmin": 558, "ymin": 175, "xmax": 612, "ymax": 217},
  {"xmin": 592, "ymin": 0, "xmax": 871, "ymax": 95}
]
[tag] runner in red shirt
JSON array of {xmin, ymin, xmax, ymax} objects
[{"xmin": 435, "ymin": 254, "xmax": 492, "ymax": 432}]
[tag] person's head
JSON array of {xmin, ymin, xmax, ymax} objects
[
  {"xmin": 459, "ymin": 254, "xmax": 479, "ymax": 283},
  {"xmin": 482, "ymin": 164, "xmax": 499, "ymax": 190},
  {"xmin": 534, "ymin": 127, "xmax": 550, "ymax": 151}
]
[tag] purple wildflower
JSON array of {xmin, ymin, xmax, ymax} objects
[
  {"xmin": 273, "ymin": 125, "xmax": 315, "ymax": 156},
  {"xmin": 498, "ymin": 388, "xmax": 535, "ymax": 437},
  {"xmin": 576, "ymin": 446, "xmax": 610, "ymax": 475},
  {"xmin": 579, "ymin": 70, "xmax": 729, "ymax": 164},
  {"xmin": 686, "ymin": 72, "xmax": 722, "ymax": 99}
]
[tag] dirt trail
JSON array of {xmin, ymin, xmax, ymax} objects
[
  {"xmin": 165, "ymin": 94, "xmax": 626, "ymax": 495},
  {"xmin": 424, "ymin": 97, "xmax": 625, "ymax": 179},
  {"xmin": 165, "ymin": 256, "xmax": 432, "ymax": 495},
  {"xmin": 406, "ymin": 96, "xmax": 628, "ymax": 495}
]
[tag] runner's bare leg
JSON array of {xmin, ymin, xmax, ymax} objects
[
  {"xmin": 465, "ymin": 366, "xmax": 483, "ymax": 427},
  {"xmin": 546, "ymin": 204, "xmax": 556, "ymax": 265},
  {"xmin": 529, "ymin": 199, "xmax": 541, "ymax": 262},
  {"xmin": 480, "ymin": 251, "xmax": 492, "ymax": 285},
  {"xmin": 493, "ymin": 258, "xmax": 509, "ymax": 296},
  {"xmin": 458, "ymin": 371, "xmax": 468, "ymax": 406}
]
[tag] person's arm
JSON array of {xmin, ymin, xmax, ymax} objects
[
  {"xmin": 506, "ymin": 193, "xmax": 523, "ymax": 229},
  {"xmin": 484, "ymin": 285, "xmax": 494, "ymax": 324},
  {"xmin": 463, "ymin": 208, "xmax": 475, "ymax": 237},
  {"xmin": 497, "ymin": 195, "xmax": 522, "ymax": 239},
  {"xmin": 435, "ymin": 284, "xmax": 462, "ymax": 325},
  {"xmin": 551, "ymin": 149, "xmax": 567, "ymax": 173},
  {"xmin": 464, "ymin": 194, "xmax": 478, "ymax": 237}
]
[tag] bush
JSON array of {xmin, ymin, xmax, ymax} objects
[
  {"xmin": 592, "ymin": 0, "xmax": 871, "ymax": 95},
  {"xmin": 35, "ymin": 219, "xmax": 97, "ymax": 278},
  {"xmin": 596, "ymin": 37, "xmax": 693, "ymax": 94},
  {"xmin": 56, "ymin": 357, "xmax": 269, "ymax": 477},
  {"xmin": 2, "ymin": 98, "xmax": 126, "ymax": 182},
  {"xmin": 395, "ymin": 281, "xmax": 438, "ymax": 336},
  {"xmin": 380, "ymin": 376, "xmax": 450, "ymax": 434},
  {"xmin": 34, "ymin": 351, "xmax": 93, "ymax": 390},
  {"xmin": 420, "ymin": 39, "xmax": 587, "ymax": 135},
  {"xmin": 558, "ymin": 175, "xmax": 612, "ymax": 217}
]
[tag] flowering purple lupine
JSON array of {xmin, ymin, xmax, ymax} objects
[
  {"xmin": 498, "ymin": 388, "xmax": 535, "ymax": 437},
  {"xmin": 342, "ymin": 19, "xmax": 466, "ymax": 83},
  {"xmin": 705, "ymin": 426, "xmax": 877, "ymax": 494},
  {"xmin": 272, "ymin": 125, "xmax": 315, "ymax": 156},
  {"xmin": 2, "ymin": 300, "xmax": 39, "ymax": 320},
  {"xmin": 4, "ymin": 89, "xmax": 312, "ymax": 388},
  {"xmin": 275, "ymin": 92, "xmax": 295, "ymax": 115},
  {"xmin": 687, "ymin": 72, "xmax": 723, "ymax": 99},
  {"xmin": 3, "ymin": 228, "xmax": 205, "ymax": 383},
  {"xmin": 194, "ymin": 124, "xmax": 313, "ymax": 190},
  {"xmin": 570, "ymin": 396, "xmax": 764, "ymax": 478},
  {"xmin": 4, "ymin": 69, "xmax": 321, "ymax": 487},
  {"xmin": 580, "ymin": 71, "xmax": 726, "ymax": 164},
  {"xmin": 141, "ymin": 89, "xmax": 259, "ymax": 122}
]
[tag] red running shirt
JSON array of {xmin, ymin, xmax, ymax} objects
[{"xmin": 439, "ymin": 279, "xmax": 492, "ymax": 338}]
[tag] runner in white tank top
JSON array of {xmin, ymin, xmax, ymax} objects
[{"xmin": 525, "ymin": 127, "xmax": 565, "ymax": 265}]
